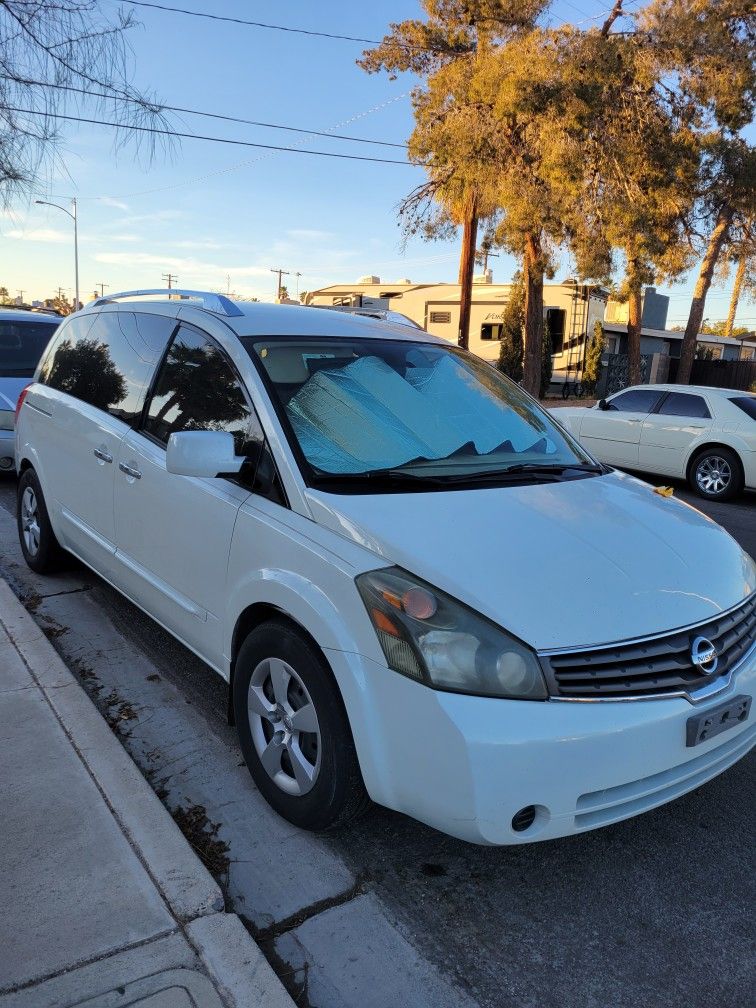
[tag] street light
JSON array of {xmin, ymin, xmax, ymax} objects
[{"xmin": 35, "ymin": 198, "xmax": 78, "ymax": 311}]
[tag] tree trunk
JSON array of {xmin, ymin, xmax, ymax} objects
[
  {"xmin": 677, "ymin": 206, "xmax": 733, "ymax": 384},
  {"xmin": 457, "ymin": 195, "xmax": 478, "ymax": 350},
  {"xmin": 627, "ymin": 280, "xmax": 643, "ymax": 386},
  {"xmin": 522, "ymin": 232, "xmax": 544, "ymax": 397},
  {"xmin": 724, "ymin": 252, "xmax": 746, "ymax": 339}
]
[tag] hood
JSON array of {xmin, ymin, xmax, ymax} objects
[
  {"xmin": 0, "ymin": 377, "xmax": 30, "ymax": 412},
  {"xmin": 305, "ymin": 471, "xmax": 756, "ymax": 651}
]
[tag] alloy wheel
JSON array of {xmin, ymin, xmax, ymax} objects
[
  {"xmin": 21, "ymin": 486, "xmax": 41, "ymax": 557},
  {"xmin": 247, "ymin": 657, "xmax": 321, "ymax": 796},
  {"xmin": 695, "ymin": 456, "xmax": 731, "ymax": 496}
]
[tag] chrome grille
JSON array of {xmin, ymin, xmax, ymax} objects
[{"xmin": 542, "ymin": 592, "xmax": 756, "ymax": 699}]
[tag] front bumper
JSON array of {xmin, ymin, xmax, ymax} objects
[{"xmin": 329, "ymin": 647, "xmax": 756, "ymax": 845}]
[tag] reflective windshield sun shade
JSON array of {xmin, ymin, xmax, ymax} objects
[
  {"xmin": 286, "ymin": 354, "xmax": 555, "ymax": 474},
  {"xmin": 248, "ymin": 337, "xmax": 592, "ymax": 482}
]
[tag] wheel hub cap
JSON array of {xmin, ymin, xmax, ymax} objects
[
  {"xmin": 247, "ymin": 657, "xmax": 321, "ymax": 796},
  {"xmin": 21, "ymin": 487, "xmax": 41, "ymax": 556},
  {"xmin": 696, "ymin": 456, "xmax": 731, "ymax": 495}
]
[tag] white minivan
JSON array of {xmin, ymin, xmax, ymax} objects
[{"xmin": 14, "ymin": 291, "xmax": 756, "ymax": 844}]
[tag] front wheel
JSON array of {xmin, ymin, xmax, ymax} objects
[
  {"xmin": 689, "ymin": 447, "xmax": 743, "ymax": 502},
  {"xmin": 232, "ymin": 620, "xmax": 369, "ymax": 831}
]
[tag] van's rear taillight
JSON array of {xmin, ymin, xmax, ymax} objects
[{"xmin": 15, "ymin": 384, "xmax": 31, "ymax": 422}]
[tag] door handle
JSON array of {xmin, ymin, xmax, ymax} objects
[
  {"xmin": 119, "ymin": 462, "xmax": 142, "ymax": 480},
  {"xmin": 93, "ymin": 447, "xmax": 113, "ymax": 464}
]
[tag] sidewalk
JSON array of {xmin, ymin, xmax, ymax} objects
[{"xmin": 0, "ymin": 576, "xmax": 293, "ymax": 1008}]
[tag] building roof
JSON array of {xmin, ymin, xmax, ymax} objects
[{"xmin": 603, "ymin": 322, "xmax": 753, "ymax": 347}]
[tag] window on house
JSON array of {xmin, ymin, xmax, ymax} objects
[
  {"xmin": 481, "ymin": 324, "xmax": 504, "ymax": 341},
  {"xmin": 546, "ymin": 309, "xmax": 566, "ymax": 355}
]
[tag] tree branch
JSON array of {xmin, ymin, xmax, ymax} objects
[{"xmin": 601, "ymin": 1, "xmax": 625, "ymax": 38}]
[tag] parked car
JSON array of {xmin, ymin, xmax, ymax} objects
[
  {"xmin": 14, "ymin": 290, "xmax": 756, "ymax": 845},
  {"xmin": 0, "ymin": 307, "xmax": 60, "ymax": 471},
  {"xmin": 555, "ymin": 384, "xmax": 756, "ymax": 500}
]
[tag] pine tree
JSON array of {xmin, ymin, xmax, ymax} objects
[{"xmin": 497, "ymin": 272, "xmax": 524, "ymax": 382}]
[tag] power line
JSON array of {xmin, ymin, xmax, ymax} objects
[
  {"xmin": 66, "ymin": 91, "xmax": 412, "ymax": 201},
  {"xmin": 17, "ymin": 78, "xmax": 405, "ymax": 148},
  {"xmin": 122, "ymin": 1, "xmax": 384, "ymax": 44},
  {"xmin": 5, "ymin": 107, "xmax": 412, "ymax": 165}
]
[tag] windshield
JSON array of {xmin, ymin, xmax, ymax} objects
[
  {"xmin": 247, "ymin": 337, "xmax": 598, "ymax": 489},
  {"xmin": 0, "ymin": 318, "xmax": 59, "ymax": 377}
]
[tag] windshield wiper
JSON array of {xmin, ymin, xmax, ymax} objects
[
  {"xmin": 432, "ymin": 462, "xmax": 605, "ymax": 485},
  {"xmin": 499, "ymin": 462, "xmax": 604, "ymax": 476},
  {"xmin": 312, "ymin": 468, "xmax": 451, "ymax": 487}
]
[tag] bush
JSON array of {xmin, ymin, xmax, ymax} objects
[
  {"xmin": 497, "ymin": 272, "xmax": 524, "ymax": 383},
  {"xmin": 583, "ymin": 321, "xmax": 605, "ymax": 396}
]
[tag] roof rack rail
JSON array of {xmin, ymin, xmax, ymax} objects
[{"xmin": 91, "ymin": 289, "xmax": 244, "ymax": 317}]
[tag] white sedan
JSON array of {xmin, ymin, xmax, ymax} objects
[{"xmin": 555, "ymin": 384, "xmax": 756, "ymax": 501}]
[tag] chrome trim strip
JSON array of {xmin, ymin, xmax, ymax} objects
[
  {"xmin": 537, "ymin": 591, "xmax": 755, "ymax": 658},
  {"xmin": 547, "ymin": 636, "xmax": 756, "ymax": 705}
]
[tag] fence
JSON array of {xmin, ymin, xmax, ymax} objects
[{"xmin": 687, "ymin": 358, "xmax": 756, "ymax": 391}]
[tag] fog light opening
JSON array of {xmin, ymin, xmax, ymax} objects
[
  {"xmin": 511, "ymin": 805, "xmax": 537, "ymax": 832},
  {"xmin": 0, "ymin": 457, "xmax": 13, "ymax": 471}
]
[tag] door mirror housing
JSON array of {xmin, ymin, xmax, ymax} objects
[
  {"xmin": 598, "ymin": 398, "xmax": 609, "ymax": 411},
  {"xmin": 166, "ymin": 431, "xmax": 244, "ymax": 478}
]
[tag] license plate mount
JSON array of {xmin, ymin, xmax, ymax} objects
[{"xmin": 686, "ymin": 694, "xmax": 751, "ymax": 747}]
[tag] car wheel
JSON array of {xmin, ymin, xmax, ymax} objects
[
  {"xmin": 17, "ymin": 468, "xmax": 66, "ymax": 573},
  {"xmin": 690, "ymin": 447, "xmax": 743, "ymax": 502},
  {"xmin": 232, "ymin": 619, "xmax": 370, "ymax": 831}
]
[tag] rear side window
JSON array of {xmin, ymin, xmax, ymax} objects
[
  {"xmin": 143, "ymin": 325, "xmax": 260, "ymax": 453},
  {"xmin": 607, "ymin": 389, "xmax": 663, "ymax": 412},
  {"xmin": 657, "ymin": 392, "xmax": 711, "ymax": 419},
  {"xmin": 38, "ymin": 311, "xmax": 175, "ymax": 424},
  {"xmin": 730, "ymin": 396, "xmax": 756, "ymax": 422},
  {"xmin": 0, "ymin": 318, "xmax": 59, "ymax": 377}
]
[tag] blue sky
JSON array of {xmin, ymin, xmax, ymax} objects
[{"xmin": 0, "ymin": 0, "xmax": 753, "ymax": 329}]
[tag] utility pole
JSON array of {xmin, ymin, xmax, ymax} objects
[
  {"xmin": 56, "ymin": 287, "xmax": 66, "ymax": 302},
  {"xmin": 16, "ymin": 290, "xmax": 24, "ymax": 304},
  {"xmin": 161, "ymin": 273, "xmax": 177, "ymax": 289},
  {"xmin": 476, "ymin": 244, "xmax": 499, "ymax": 273},
  {"xmin": 95, "ymin": 282, "xmax": 108, "ymax": 297},
  {"xmin": 294, "ymin": 272, "xmax": 303, "ymax": 299},
  {"xmin": 269, "ymin": 267, "xmax": 290, "ymax": 301},
  {"xmin": 226, "ymin": 274, "xmax": 231, "ymax": 296}
]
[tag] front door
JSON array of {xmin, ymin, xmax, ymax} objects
[
  {"xmin": 580, "ymin": 387, "xmax": 665, "ymax": 468},
  {"xmin": 113, "ymin": 324, "xmax": 263, "ymax": 672}
]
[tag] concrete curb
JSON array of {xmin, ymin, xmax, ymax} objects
[{"xmin": 0, "ymin": 576, "xmax": 295, "ymax": 1008}]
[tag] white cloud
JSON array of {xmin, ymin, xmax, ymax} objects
[
  {"xmin": 286, "ymin": 228, "xmax": 336, "ymax": 242},
  {"xmin": 94, "ymin": 251, "xmax": 271, "ymax": 280},
  {"xmin": 97, "ymin": 197, "xmax": 130, "ymax": 211},
  {"xmin": 4, "ymin": 227, "xmax": 70, "ymax": 244}
]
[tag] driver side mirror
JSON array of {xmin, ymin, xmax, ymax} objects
[
  {"xmin": 166, "ymin": 431, "xmax": 244, "ymax": 478},
  {"xmin": 598, "ymin": 398, "xmax": 609, "ymax": 411}
]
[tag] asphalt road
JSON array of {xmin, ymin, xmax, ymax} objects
[{"xmin": 1, "ymin": 472, "xmax": 753, "ymax": 1008}]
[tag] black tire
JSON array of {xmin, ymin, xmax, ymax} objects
[
  {"xmin": 17, "ymin": 467, "xmax": 66, "ymax": 573},
  {"xmin": 232, "ymin": 619, "xmax": 370, "ymax": 831},
  {"xmin": 689, "ymin": 447, "xmax": 743, "ymax": 502}
]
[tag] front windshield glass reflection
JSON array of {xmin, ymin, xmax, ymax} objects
[{"xmin": 249, "ymin": 338, "xmax": 594, "ymax": 484}]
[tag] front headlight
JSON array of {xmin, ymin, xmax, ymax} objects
[
  {"xmin": 0, "ymin": 409, "xmax": 13, "ymax": 431},
  {"xmin": 356, "ymin": 567, "xmax": 547, "ymax": 699}
]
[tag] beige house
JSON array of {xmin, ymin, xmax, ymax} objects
[{"xmin": 305, "ymin": 276, "xmax": 608, "ymax": 377}]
